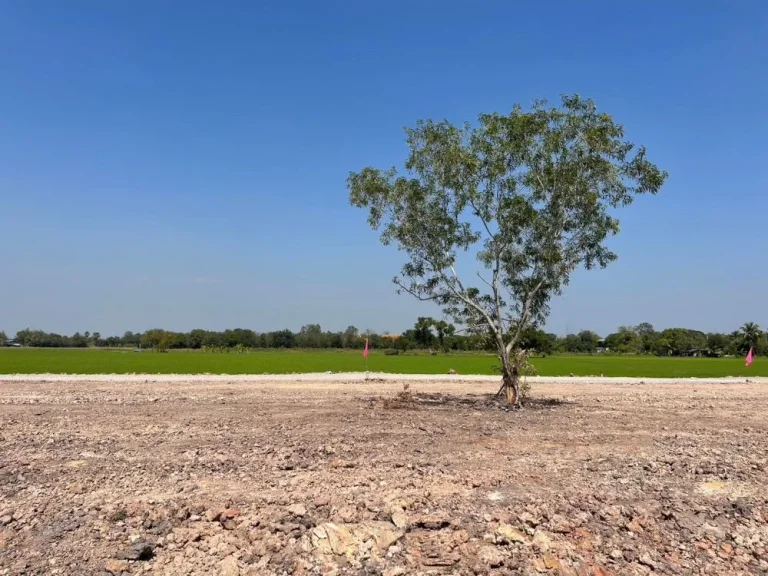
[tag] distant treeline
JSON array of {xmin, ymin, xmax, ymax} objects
[{"xmin": 1, "ymin": 319, "xmax": 764, "ymax": 357}]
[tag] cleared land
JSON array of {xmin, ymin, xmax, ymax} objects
[
  {"xmin": 0, "ymin": 348, "xmax": 765, "ymax": 377},
  {"xmin": 1, "ymin": 375, "xmax": 767, "ymax": 575}
]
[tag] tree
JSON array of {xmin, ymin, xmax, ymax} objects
[
  {"xmin": 123, "ymin": 331, "xmax": 139, "ymax": 347},
  {"xmin": 297, "ymin": 324, "xmax": 325, "ymax": 348},
  {"xmin": 653, "ymin": 328, "xmax": 706, "ymax": 357},
  {"xmin": 348, "ymin": 95, "xmax": 666, "ymax": 405},
  {"xmin": 433, "ymin": 320, "xmax": 455, "ymax": 348},
  {"xmin": 0, "ymin": 331, "xmax": 7, "ymax": 347},
  {"xmin": 604, "ymin": 325, "xmax": 641, "ymax": 354},
  {"xmin": 519, "ymin": 327, "xmax": 554, "ymax": 355},
  {"xmin": 71, "ymin": 332, "xmax": 88, "ymax": 348},
  {"xmin": 342, "ymin": 326, "xmax": 359, "ymax": 349},
  {"xmin": 413, "ymin": 317, "xmax": 437, "ymax": 348},
  {"xmin": 634, "ymin": 322, "xmax": 657, "ymax": 354},
  {"xmin": 739, "ymin": 322, "xmax": 761, "ymax": 353},
  {"xmin": 92, "ymin": 332, "xmax": 101, "ymax": 346},
  {"xmin": 706, "ymin": 333, "xmax": 731, "ymax": 357}
]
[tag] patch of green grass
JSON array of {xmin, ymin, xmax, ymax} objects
[{"xmin": 0, "ymin": 348, "xmax": 764, "ymax": 377}]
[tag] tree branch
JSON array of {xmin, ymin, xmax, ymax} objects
[
  {"xmin": 446, "ymin": 263, "xmax": 498, "ymax": 336},
  {"xmin": 394, "ymin": 279, "xmax": 441, "ymax": 302},
  {"xmin": 468, "ymin": 195, "xmax": 506, "ymax": 336},
  {"xmin": 505, "ymin": 278, "xmax": 546, "ymax": 354}
]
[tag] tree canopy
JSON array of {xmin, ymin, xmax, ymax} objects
[{"xmin": 348, "ymin": 95, "xmax": 667, "ymax": 404}]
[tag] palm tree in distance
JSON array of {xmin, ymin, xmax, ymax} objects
[{"xmin": 740, "ymin": 322, "xmax": 762, "ymax": 352}]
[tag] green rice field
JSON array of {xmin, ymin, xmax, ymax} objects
[{"xmin": 0, "ymin": 348, "xmax": 764, "ymax": 377}]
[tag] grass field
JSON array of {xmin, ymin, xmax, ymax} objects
[{"xmin": 0, "ymin": 348, "xmax": 764, "ymax": 377}]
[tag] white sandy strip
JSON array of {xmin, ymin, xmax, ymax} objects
[{"xmin": 0, "ymin": 373, "xmax": 766, "ymax": 385}]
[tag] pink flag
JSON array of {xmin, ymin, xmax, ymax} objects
[
  {"xmin": 746, "ymin": 347, "xmax": 754, "ymax": 367},
  {"xmin": 363, "ymin": 338, "xmax": 369, "ymax": 359}
]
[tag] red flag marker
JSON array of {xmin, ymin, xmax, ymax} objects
[{"xmin": 746, "ymin": 347, "xmax": 754, "ymax": 367}]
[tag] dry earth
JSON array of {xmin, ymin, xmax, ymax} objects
[{"xmin": 1, "ymin": 375, "xmax": 767, "ymax": 576}]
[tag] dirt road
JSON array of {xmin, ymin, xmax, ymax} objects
[{"xmin": 1, "ymin": 376, "xmax": 766, "ymax": 575}]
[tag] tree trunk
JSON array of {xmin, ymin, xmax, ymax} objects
[{"xmin": 497, "ymin": 346, "xmax": 520, "ymax": 407}]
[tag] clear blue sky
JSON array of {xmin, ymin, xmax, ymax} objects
[{"xmin": 1, "ymin": 1, "xmax": 766, "ymax": 337}]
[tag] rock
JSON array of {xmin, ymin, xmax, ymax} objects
[
  {"xmin": 105, "ymin": 559, "xmax": 130, "ymax": 574},
  {"xmin": 0, "ymin": 529, "xmax": 11, "ymax": 551},
  {"xmin": 311, "ymin": 523, "xmax": 355, "ymax": 556},
  {"xmin": 701, "ymin": 523, "xmax": 726, "ymax": 540},
  {"xmin": 220, "ymin": 509, "xmax": 241, "ymax": 530},
  {"xmin": 519, "ymin": 511, "xmax": 539, "ymax": 526},
  {"xmin": 338, "ymin": 506, "xmax": 358, "ymax": 523},
  {"xmin": 330, "ymin": 458, "xmax": 356, "ymax": 469},
  {"xmin": 311, "ymin": 522, "xmax": 404, "ymax": 558},
  {"xmin": 219, "ymin": 555, "xmax": 240, "ymax": 576},
  {"xmin": 412, "ymin": 514, "xmax": 451, "ymax": 530},
  {"xmin": 370, "ymin": 523, "xmax": 405, "ymax": 551},
  {"xmin": 478, "ymin": 545, "xmax": 505, "ymax": 567},
  {"xmin": 390, "ymin": 510, "xmax": 408, "ymax": 529},
  {"xmin": 383, "ymin": 568, "xmax": 406, "ymax": 576},
  {"xmin": 0, "ymin": 515, "xmax": 12, "ymax": 527},
  {"xmin": 532, "ymin": 530, "xmax": 552, "ymax": 552},
  {"xmin": 171, "ymin": 528, "xmax": 201, "ymax": 545},
  {"xmin": 610, "ymin": 549, "xmax": 623, "ymax": 560},
  {"xmin": 549, "ymin": 514, "xmax": 572, "ymax": 533},
  {"xmin": 542, "ymin": 553, "xmax": 561, "ymax": 570},
  {"xmin": 638, "ymin": 553, "xmax": 656, "ymax": 569},
  {"xmin": 626, "ymin": 518, "xmax": 644, "ymax": 534},
  {"xmin": 119, "ymin": 540, "xmax": 155, "ymax": 561},
  {"xmin": 496, "ymin": 523, "xmax": 527, "ymax": 544},
  {"xmin": 288, "ymin": 503, "xmax": 307, "ymax": 517},
  {"xmin": 448, "ymin": 369, "xmax": 457, "ymax": 375},
  {"xmin": 205, "ymin": 509, "xmax": 223, "ymax": 522}
]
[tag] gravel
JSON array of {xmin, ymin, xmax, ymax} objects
[{"xmin": 1, "ymin": 376, "xmax": 766, "ymax": 575}]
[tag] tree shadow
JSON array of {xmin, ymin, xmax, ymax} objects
[{"xmin": 372, "ymin": 392, "xmax": 572, "ymax": 412}]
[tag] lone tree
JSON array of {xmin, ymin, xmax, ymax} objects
[{"xmin": 348, "ymin": 95, "xmax": 667, "ymax": 406}]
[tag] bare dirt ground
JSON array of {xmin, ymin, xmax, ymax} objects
[{"xmin": 1, "ymin": 376, "xmax": 767, "ymax": 576}]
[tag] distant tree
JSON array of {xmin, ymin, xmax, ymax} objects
[
  {"xmin": 413, "ymin": 317, "xmax": 436, "ymax": 348},
  {"xmin": 92, "ymin": 332, "xmax": 101, "ymax": 346},
  {"xmin": 559, "ymin": 331, "xmax": 600, "ymax": 354},
  {"xmin": 104, "ymin": 336, "xmax": 122, "ymax": 347},
  {"xmin": 706, "ymin": 333, "xmax": 731, "ymax": 357},
  {"xmin": 269, "ymin": 329, "xmax": 295, "ymax": 349},
  {"xmin": 653, "ymin": 328, "xmax": 707, "ymax": 356},
  {"xmin": 348, "ymin": 95, "xmax": 666, "ymax": 405},
  {"xmin": 140, "ymin": 329, "xmax": 166, "ymax": 350},
  {"xmin": 635, "ymin": 322, "xmax": 654, "ymax": 335},
  {"xmin": 577, "ymin": 330, "xmax": 601, "ymax": 353},
  {"xmin": 604, "ymin": 326, "xmax": 641, "ymax": 354},
  {"xmin": 297, "ymin": 324, "xmax": 324, "ymax": 348},
  {"xmin": 739, "ymin": 322, "xmax": 762, "ymax": 352},
  {"xmin": 123, "ymin": 331, "xmax": 140, "ymax": 347},
  {"xmin": 326, "ymin": 332, "xmax": 343, "ymax": 348},
  {"xmin": 433, "ymin": 320, "xmax": 455, "ymax": 348},
  {"xmin": 634, "ymin": 322, "xmax": 657, "ymax": 354},
  {"xmin": 70, "ymin": 332, "xmax": 88, "ymax": 348},
  {"xmin": 342, "ymin": 326, "xmax": 359, "ymax": 349},
  {"xmin": 0, "ymin": 331, "xmax": 7, "ymax": 347},
  {"xmin": 519, "ymin": 327, "xmax": 554, "ymax": 355},
  {"xmin": 187, "ymin": 329, "xmax": 206, "ymax": 349}
]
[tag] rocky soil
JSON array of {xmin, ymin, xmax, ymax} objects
[{"xmin": 1, "ymin": 376, "xmax": 766, "ymax": 575}]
